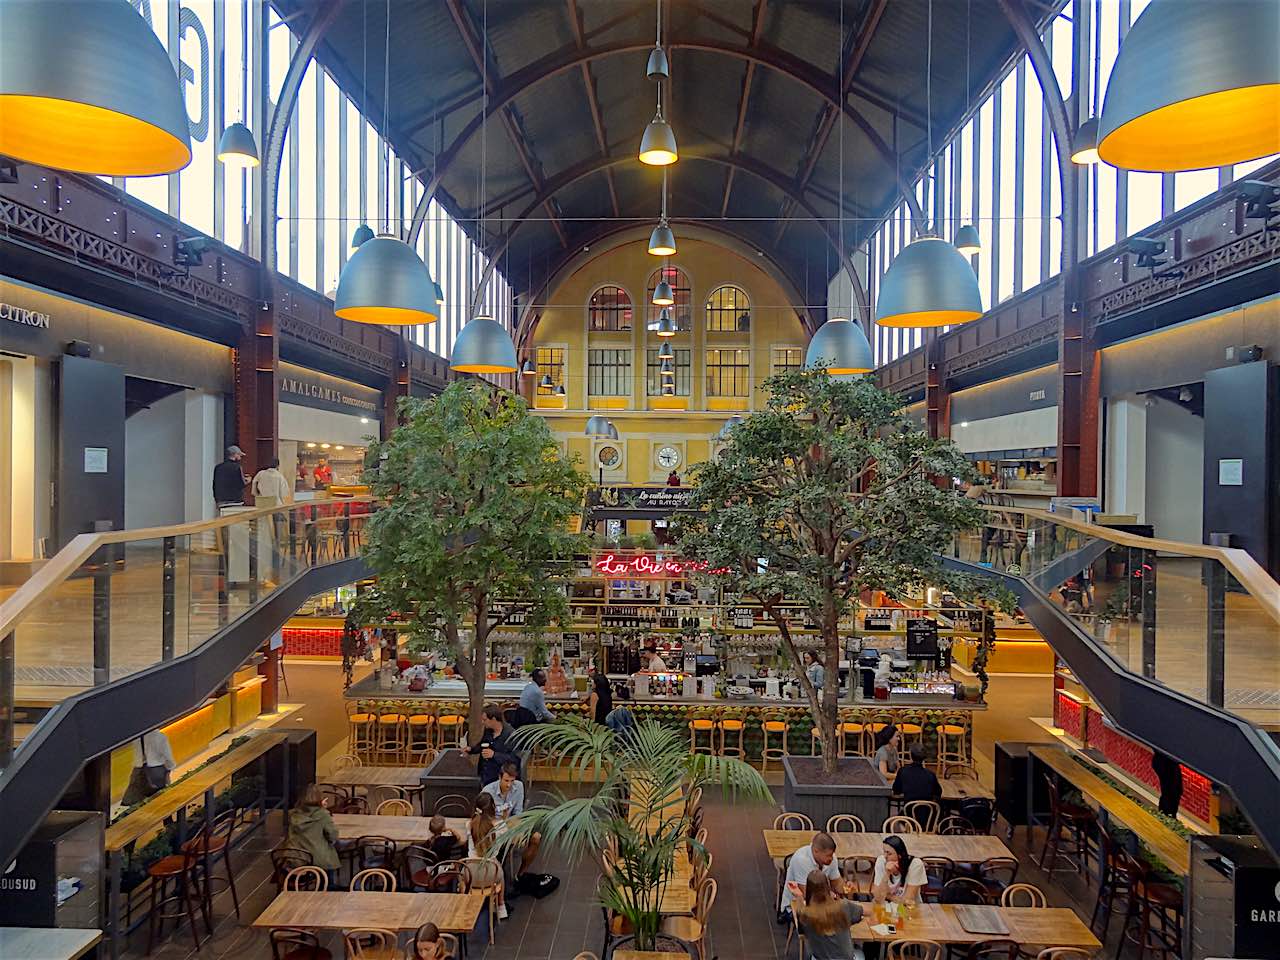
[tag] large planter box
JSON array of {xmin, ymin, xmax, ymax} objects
[
  {"xmin": 421, "ymin": 750, "xmax": 482, "ymax": 813},
  {"xmin": 782, "ymin": 756, "xmax": 891, "ymax": 831}
]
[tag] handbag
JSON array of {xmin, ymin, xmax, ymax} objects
[{"xmin": 140, "ymin": 737, "xmax": 170, "ymax": 791}]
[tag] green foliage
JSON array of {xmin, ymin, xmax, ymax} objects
[
  {"xmin": 501, "ymin": 716, "xmax": 770, "ymax": 949},
  {"xmin": 353, "ymin": 382, "xmax": 588, "ymax": 729}
]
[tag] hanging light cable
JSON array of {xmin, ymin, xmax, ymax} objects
[
  {"xmin": 638, "ymin": 1, "xmax": 677, "ymax": 166},
  {"xmin": 648, "ymin": 168, "xmax": 677, "ymax": 256}
]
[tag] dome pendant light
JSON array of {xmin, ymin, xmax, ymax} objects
[
  {"xmin": 585, "ymin": 415, "xmax": 612, "ymax": 437},
  {"xmin": 555, "ymin": 384, "xmax": 566, "ymax": 397},
  {"xmin": 656, "ymin": 310, "xmax": 677, "ymax": 337},
  {"xmin": 217, "ymin": 122, "xmax": 260, "ymax": 167},
  {"xmin": 433, "ymin": 280, "xmax": 445, "ymax": 306},
  {"xmin": 953, "ymin": 224, "xmax": 982, "ymax": 256},
  {"xmin": 639, "ymin": 0, "xmax": 677, "ymax": 165},
  {"xmin": 450, "ymin": 315, "xmax": 519, "ymax": 374},
  {"xmin": 646, "ymin": 0, "xmax": 670, "ymax": 80},
  {"xmin": 805, "ymin": 318, "xmax": 874, "ymax": 375},
  {"xmin": 652, "ymin": 281, "xmax": 675, "ymax": 307},
  {"xmin": 1098, "ymin": 0, "xmax": 1280, "ymax": 171},
  {"xmin": 648, "ymin": 168, "xmax": 677, "ymax": 256},
  {"xmin": 607, "ymin": 421, "xmax": 620, "ymax": 441},
  {"xmin": 660, "ymin": 359, "xmax": 675, "ymax": 378},
  {"xmin": 335, "ymin": 236, "xmax": 439, "ymax": 325},
  {"xmin": 657, "ymin": 341, "xmax": 674, "ymax": 360},
  {"xmin": 521, "ymin": 359, "xmax": 536, "ymax": 376},
  {"xmin": 0, "ymin": 0, "xmax": 191, "ymax": 175},
  {"xmin": 350, "ymin": 224, "xmax": 375, "ymax": 256},
  {"xmin": 1070, "ymin": 118, "xmax": 1101, "ymax": 165},
  {"xmin": 539, "ymin": 373, "xmax": 554, "ymax": 389},
  {"xmin": 662, "ymin": 384, "xmax": 675, "ymax": 397},
  {"xmin": 875, "ymin": 237, "xmax": 984, "ymax": 328}
]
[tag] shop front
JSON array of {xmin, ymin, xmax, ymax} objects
[
  {"xmin": 276, "ymin": 362, "xmax": 381, "ymax": 501},
  {"xmin": 0, "ymin": 277, "xmax": 231, "ymax": 569}
]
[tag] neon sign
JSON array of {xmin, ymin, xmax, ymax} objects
[{"xmin": 594, "ymin": 554, "xmax": 725, "ymax": 577}]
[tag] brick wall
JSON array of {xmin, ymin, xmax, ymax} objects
[
  {"xmin": 1054, "ymin": 691, "xmax": 1083, "ymax": 741},
  {"xmin": 282, "ymin": 627, "xmax": 344, "ymax": 658}
]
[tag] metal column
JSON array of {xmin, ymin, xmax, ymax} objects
[{"xmin": 1205, "ymin": 560, "xmax": 1227, "ymax": 709}]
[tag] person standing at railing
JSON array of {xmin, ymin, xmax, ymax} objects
[
  {"xmin": 962, "ymin": 475, "xmax": 1003, "ymax": 564},
  {"xmin": 252, "ymin": 457, "xmax": 291, "ymax": 508},
  {"xmin": 213, "ymin": 444, "xmax": 249, "ymax": 511},
  {"xmin": 121, "ymin": 728, "xmax": 177, "ymax": 806}
]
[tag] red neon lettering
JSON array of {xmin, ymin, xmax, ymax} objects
[{"xmin": 593, "ymin": 554, "xmax": 729, "ymax": 577}]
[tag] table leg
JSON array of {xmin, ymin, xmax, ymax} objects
[{"xmin": 108, "ymin": 851, "xmax": 122, "ymax": 960}]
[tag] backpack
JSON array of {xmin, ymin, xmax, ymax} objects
[{"xmin": 515, "ymin": 872, "xmax": 560, "ymax": 899}]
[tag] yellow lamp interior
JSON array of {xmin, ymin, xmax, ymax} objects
[
  {"xmin": 1098, "ymin": 84, "xmax": 1280, "ymax": 171},
  {"xmin": 639, "ymin": 148, "xmax": 678, "ymax": 166},
  {"xmin": 336, "ymin": 305, "xmax": 439, "ymax": 325},
  {"xmin": 217, "ymin": 150, "xmax": 260, "ymax": 167},
  {"xmin": 648, "ymin": 243, "xmax": 677, "ymax": 256},
  {"xmin": 450, "ymin": 362, "xmax": 518, "ymax": 373},
  {"xmin": 1070, "ymin": 145, "xmax": 1099, "ymax": 165},
  {"xmin": 877, "ymin": 308, "xmax": 981, "ymax": 329},
  {"xmin": 0, "ymin": 95, "xmax": 191, "ymax": 176},
  {"xmin": 829, "ymin": 365, "xmax": 873, "ymax": 375}
]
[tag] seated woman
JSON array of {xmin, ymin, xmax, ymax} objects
[
  {"xmin": 469, "ymin": 792, "xmax": 508, "ymax": 919},
  {"xmin": 872, "ymin": 724, "xmax": 901, "ymax": 780},
  {"xmin": 794, "ymin": 869, "xmax": 865, "ymax": 960},
  {"xmin": 285, "ymin": 784, "xmax": 341, "ymax": 886},
  {"xmin": 871, "ymin": 835, "xmax": 926, "ymax": 904}
]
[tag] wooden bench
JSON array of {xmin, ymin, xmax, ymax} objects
[{"xmin": 1030, "ymin": 744, "xmax": 1190, "ymax": 876}]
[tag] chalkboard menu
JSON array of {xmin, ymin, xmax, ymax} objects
[
  {"xmin": 906, "ymin": 618, "xmax": 940, "ymax": 658},
  {"xmin": 562, "ymin": 633, "xmax": 581, "ymax": 657}
]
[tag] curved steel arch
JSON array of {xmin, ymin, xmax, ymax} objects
[
  {"xmin": 513, "ymin": 220, "xmax": 827, "ymax": 350},
  {"xmin": 407, "ymin": 34, "xmax": 929, "ymax": 246},
  {"xmin": 466, "ymin": 152, "xmax": 869, "ymax": 324}
]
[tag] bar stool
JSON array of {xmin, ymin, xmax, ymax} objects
[
  {"xmin": 183, "ymin": 811, "xmax": 241, "ymax": 922},
  {"xmin": 839, "ymin": 710, "xmax": 868, "ymax": 757},
  {"xmin": 374, "ymin": 704, "xmax": 408, "ymax": 765},
  {"xmin": 897, "ymin": 711, "xmax": 926, "ymax": 761},
  {"xmin": 715, "ymin": 709, "xmax": 746, "ymax": 759},
  {"xmin": 1039, "ymin": 775, "xmax": 1096, "ymax": 876},
  {"xmin": 936, "ymin": 712, "xmax": 970, "ymax": 768},
  {"xmin": 436, "ymin": 707, "xmax": 466, "ymax": 748},
  {"xmin": 1091, "ymin": 838, "xmax": 1141, "ymax": 939},
  {"xmin": 1124, "ymin": 874, "xmax": 1184, "ymax": 960},
  {"xmin": 863, "ymin": 712, "xmax": 894, "ymax": 756},
  {"xmin": 688, "ymin": 709, "xmax": 716, "ymax": 756},
  {"xmin": 406, "ymin": 707, "xmax": 436, "ymax": 763},
  {"xmin": 146, "ymin": 840, "xmax": 209, "ymax": 954},
  {"xmin": 760, "ymin": 712, "xmax": 790, "ymax": 770},
  {"xmin": 347, "ymin": 700, "xmax": 375, "ymax": 761}
]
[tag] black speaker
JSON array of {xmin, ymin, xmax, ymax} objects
[
  {"xmin": 64, "ymin": 339, "xmax": 91, "ymax": 357},
  {"xmin": 266, "ymin": 728, "xmax": 317, "ymax": 808},
  {"xmin": 994, "ymin": 740, "xmax": 1049, "ymax": 833}
]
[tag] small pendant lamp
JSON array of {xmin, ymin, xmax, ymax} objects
[
  {"xmin": 662, "ymin": 383, "xmax": 675, "ymax": 397},
  {"xmin": 1098, "ymin": 0, "xmax": 1280, "ymax": 171},
  {"xmin": 660, "ymin": 359, "xmax": 675, "ymax": 378},
  {"xmin": 1070, "ymin": 118, "xmax": 1101, "ymax": 165},
  {"xmin": 953, "ymin": 224, "xmax": 982, "ymax": 256},
  {"xmin": 335, "ymin": 236, "xmax": 439, "ymax": 325},
  {"xmin": 217, "ymin": 122, "xmax": 259, "ymax": 167},
  {"xmin": 539, "ymin": 373, "xmax": 554, "ymax": 389},
  {"xmin": 521, "ymin": 359, "xmax": 536, "ymax": 376},
  {"xmin": 717, "ymin": 415, "xmax": 744, "ymax": 439},
  {"xmin": 350, "ymin": 224, "xmax": 375, "ymax": 256},
  {"xmin": 0, "ymin": 0, "xmax": 191, "ymax": 175},
  {"xmin": 647, "ymin": 46, "xmax": 670, "ymax": 81},
  {"xmin": 652, "ymin": 280, "xmax": 675, "ymax": 306},
  {"xmin": 655, "ymin": 311, "xmax": 677, "ymax": 337},
  {"xmin": 805, "ymin": 319, "xmax": 874, "ymax": 375},
  {"xmin": 433, "ymin": 280, "xmax": 445, "ymax": 306},
  {"xmin": 555, "ymin": 383, "xmax": 566, "ymax": 397},
  {"xmin": 450, "ymin": 315, "xmax": 519, "ymax": 373},
  {"xmin": 648, "ymin": 221, "xmax": 677, "ymax": 257},
  {"xmin": 640, "ymin": 113, "xmax": 678, "ymax": 166},
  {"xmin": 585, "ymin": 415, "xmax": 612, "ymax": 437},
  {"xmin": 657, "ymin": 342, "xmax": 674, "ymax": 360},
  {"xmin": 607, "ymin": 421, "xmax": 620, "ymax": 440},
  {"xmin": 875, "ymin": 237, "xmax": 983, "ymax": 328}
]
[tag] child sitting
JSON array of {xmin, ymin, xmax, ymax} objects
[{"xmin": 413, "ymin": 922, "xmax": 449, "ymax": 959}]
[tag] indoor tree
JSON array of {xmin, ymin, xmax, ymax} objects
[
  {"xmin": 501, "ymin": 717, "xmax": 770, "ymax": 950},
  {"xmin": 674, "ymin": 367, "xmax": 998, "ymax": 775},
  {"xmin": 353, "ymin": 381, "xmax": 587, "ymax": 742}
]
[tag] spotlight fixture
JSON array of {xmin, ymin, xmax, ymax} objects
[
  {"xmin": 1127, "ymin": 235, "xmax": 1168, "ymax": 270},
  {"xmin": 657, "ymin": 341, "xmax": 674, "ymax": 360},
  {"xmin": 349, "ymin": 223, "xmax": 375, "ymax": 256},
  {"xmin": 655, "ymin": 310, "xmax": 677, "ymax": 337},
  {"xmin": 1070, "ymin": 117, "xmax": 1101, "ymax": 165},
  {"xmin": 173, "ymin": 235, "xmax": 212, "ymax": 267},
  {"xmin": 1238, "ymin": 179, "xmax": 1280, "ymax": 222},
  {"xmin": 335, "ymin": 445, "xmax": 345, "ymax": 451},
  {"xmin": 1098, "ymin": 0, "xmax": 1280, "ymax": 171},
  {"xmin": 954, "ymin": 224, "xmax": 982, "ymax": 255},
  {"xmin": 306, "ymin": 442, "xmax": 317, "ymax": 448},
  {"xmin": 0, "ymin": 157, "xmax": 18, "ymax": 184},
  {"xmin": 321, "ymin": 443, "xmax": 331, "ymax": 449},
  {"xmin": 652, "ymin": 280, "xmax": 674, "ymax": 306},
  {"xmin": 216, "ymin": 122, "xmax": 259, "ymax": 167},
  {"xmin": 521, "ymin": 359, "xmax": 536, "ymax": 376}
]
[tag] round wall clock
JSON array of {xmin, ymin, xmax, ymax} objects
[
  {"xmin": 597, "ymin": 444, "xmax": 621, "ymax": 468},
  {"xmin": 656, "ymin": 445, "xmax": 682, "ymax": 469}
]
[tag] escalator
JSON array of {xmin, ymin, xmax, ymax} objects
[
  {"xmin": 950, "ymin": 508, "xmax": 1280, "ymax": 858},
  {"xmin": 0, "ymin": 500, "xmax": 373, "ymax": 868}
]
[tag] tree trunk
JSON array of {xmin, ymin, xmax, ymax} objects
[
  {"xmin": 819, "ymin": 609, "xmax": 841, "ymax": 775},
  {"xmin": 448, "ymin": 619, "xmax": 488, "ymax": 748}
]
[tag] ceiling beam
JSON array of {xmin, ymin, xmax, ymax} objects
[
  {"xmin": 720, "ymin": 0, "xmax": 768, "ymax": 218},
  {"xmin": 443, "ymin": 0, "xmax": 567, "ymax": 248},
  {"xmin": 566, "ymin": 0, "xmax": 619, "ymax": 219},
  {"xmin": 775, "ymin": 0, "xmax": 888, "ymax": 246}
]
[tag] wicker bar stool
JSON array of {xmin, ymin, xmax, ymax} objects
[
  {"xmin": 839, "ymin": 710, "xmax": 869, "ymax": 757},
  {"xmin": 688, "ymin": 708, "xmax": 716, "ymax": 756},
  {"xmin": 406, "ymin": 707, "xmax": 436, "ymax": 762},
  {"xmin": 715, "ymin": 709, "xmax": 746, "ymax": 758},
  {"xmin": 373, "ymin": 703, "xmax": 408, "ymax": 765},
  {"xmin": 897, "ymin": 712, "xmax": 926, "ymax": 761},
  {"xmin": 760, "ymin": 712, "xmax": 790, "ymax": 770},
  {"xmin": 347, "ymin": 700, "xmax": 375, "ymax": 762},
  {"xmin": 435, "ymin": 706, "xmax": 467, "ymax": 748},
  {"xmin": 936, "ymin": 712, "xmax": 971, "ymax": 768}
]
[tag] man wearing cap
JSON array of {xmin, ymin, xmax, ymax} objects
[{"xmin": 213, "ymin": 445, "xmax": 249, "ymax": 511}]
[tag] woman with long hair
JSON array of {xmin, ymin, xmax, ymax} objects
[
  {"xmin": 793, "ymin": 869, "xmax": 863, "ymax": 959},
  {"xmin": 588, "ymin": 671, "xmax": 613, "ymax": 725},
  {"xmin": 873, "ymin": 723, "xmax": 900, "ymax": 779},
  {"xmin": 284, "ymin": 783, "xmax": 340, "ymax": 886},
  {"xmin": 872, "ymin": 835, "xmax": 926, "ymax": 904},
  {"xmin": 468, "ymin": 791, "xmax": 508, "ymax": 920}
]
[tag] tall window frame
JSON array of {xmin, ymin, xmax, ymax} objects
[
  {"xmin": 646, "ymin": 348, "xmax": 692, "ymax": 396},
  {"xmin": 705, "ymin": 348, "xmax": 750, "ymax": 398},
  {"xmin": 588, "ymin": 284, "xmax": 633, "ymax": 332},
  {"xmin": 588, "ymin": 348, "xmax": 632, "ymax": 397},
  {"xmin": 771, "ymin": 346, "xmax": 804, "ymax": 377},
  {"xmin": 536, "ymin": 346, "xmax": 565, "ymax": 396},
  {"xmin": 705, "ymin": 284, "xmax": 750, "ymax": 333}
]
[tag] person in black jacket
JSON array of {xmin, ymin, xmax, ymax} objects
[
  {"xmin": 1151, "ymin": 750, "xmax": 1183, "ymax": 817},
  {"xmin": 460, "ymin": 704, "xmax": 520, "ymax": 786},
  {"xmin": 212, "ymin": 445, "xmax": 248, "ymax": 509},
  {"xmin": 893, "ymin": 743, "xmax": 942, "ymax": 808}
]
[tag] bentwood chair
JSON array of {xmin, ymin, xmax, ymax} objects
[
  {"xmin": 350, "ymin": 868, "xmax": 397, "ymax": 892},
  {"xmin": 283, "ymin": 866, "xmax": 329, "ymax": 891},
  {"xmin": 773, "ymin": 812, "xmax": 814, "ymax": 831},
  {"xmin": 270, "ymin": 848, "xmax": 313, "ymax": 892},
  {"xmin": 1035, "ymin": 950, "xmax": 1092, "ymax": 960},
  {"xmin": 413, "ymin": 928, "xmax": 460, "ymax": 960},
  {"xmin": 342, "ymin": 928, "xmax": 398, "ymax": 960},
  {"xmin": 270, "ymin": 927, "xmax": 332, "ymax": 960},
  {"xmin": 827, "ymin": 814, "xmax": 865, "ymax": 833},
  {"xmin": 462, "ymin": 857, "xmax": 505, "ymax": 944},
  {"xmin": 886, "ymin": 940, "xmax": 943, "ymax": 960},
  {"xmin": 882, "ymin": 815, "xmax": 922, "ymax": 834},
  {"xmin": 660, "ymin": 876, "xmax": 716, "ymax": 960},
  {"xmin": 1002, "ymin": 883, "xmax": 1047, "ymax": 908},
  {"xmin": 964, "ymin": 940, "xmax": 1020, "ymax": 960},
  {"xmin": 330, "ymin": 754, "xmax": 362, "ymax": 772},
  {"xmin": 375, "ymin": 798, "xmax": 413, "ymax": 816},
  {"xmin": 904, "ymin": 800, "xmax": 941, "ymax": 833}
]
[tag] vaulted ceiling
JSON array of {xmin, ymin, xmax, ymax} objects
[{"xmin": 275, "ymin": 0, "xmax": 1044, "ymax": 330}]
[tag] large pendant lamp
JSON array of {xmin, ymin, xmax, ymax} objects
[
  {"xmin": 350, "ymin": 224, "xmax": 375, "ymax": 256},
  {"xmin": 0, "ymin": 0, "xmax": 191, "ymax": 175},
  {"xmin": 717, "ymin": 415, "xmax": 744, "ymax": 439},
  {"xmin": 1098, "ymin": 0, "xmax": 1280, "ymax": 171},
  {"xmin": 875, "ymin": 237, "xmax": 983, "ymax": 328},
  {"xmin": 450, "ymin": 315, "xmax": 519, "ymax": 374},
  {"xmin": 217, "ymin": 122, "xmax": 260, "ymax": 167},
  {"xmin": 585, "ymin": 415, "xmax": 612, "ymax": 437},
  {"xmin": 657, "ymin": 342, "xmax": 674, "ymax": 360},
  {"xmin": 655, "ymin": 311, "xmax": 677, "ymax": 337},
  {"xmin": 649, "ymin": 169, "xmax": 677, "ymax": 255},
  {"xmin": 652, "ymin": 280, "xmax": 675, "ymax": 306},
  {"xmin": 805, "ymin": 319, "xmax": 874, "ymax": 375},
  {"xmin": 335, "ymin": 236, "xmax": 439, "ymax": 325},
  {"xmin": 953, "ymin": 224, "xmax": 982, "ymax": 256}
]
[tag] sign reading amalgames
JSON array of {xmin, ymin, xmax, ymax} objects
[{"xmin": 278, "ymin": 362, "xmax": 381, "ymax": 417}]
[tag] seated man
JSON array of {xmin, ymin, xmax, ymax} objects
[
  {"xmin": 893, "ymin": 743, "xmax": 942, "ymax": 807},
  {"xmin": 482, "ymin": 762, "xmax": 542, "ymax": 875},
  {"xmin": 781, "ymin": 832, "xmax": 843, "ymax": 922}
]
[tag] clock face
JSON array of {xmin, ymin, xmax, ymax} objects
[
  {"xmin": 656, "ymin": 445, "xmax": 681, "ymax": 469},
  {"xmin": 597, "ymin": 444, "xmax": 621, "ymax": 468}
]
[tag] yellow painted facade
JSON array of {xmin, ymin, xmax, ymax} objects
[{"xmin": 526, "ymin": 237, "xmax": 810, "ymax": 494}]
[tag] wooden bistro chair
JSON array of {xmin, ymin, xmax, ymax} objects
[
  {"xmin": 841, "ymin": 856, "xmax": 877, "ymax": 901},
  {"xmin": 330, "ymin": 754, "xmax": 362, "ymax": 773},
  {"xmin": 964, "ymin": 940, "xmax": 1020, "ymax": 960},
  {"xmin": 355, "ymin": 836, "xmax": 397, "ymax": 872},
  {"xmin": 826, "ymin": 814, "xmax": 865, "ymax": 833},
  {"xmin": 760, "ymin": 712, "xmax": 791, "ymax": 770},
  {"xmin": 145, "ymin": 839, "xmax": 210, "ymax": 955},
  {"xmin": 283, "ymin": 865, "xmax": 329, "ymax": 891},
  {"xmin": 882, "ymin": 815, "xmax": 921, "ymax": 834},
  {"xmin": 904, "ymin": 800, "xmax": 941, "ymax": 833},
  {"xmin": 921, "ymin": 857, "xmax": 956, "ymax": 903},
  {"xmin": 462, "ymin": 857, "xmax": 505, "ymax": 945},
  {"xmin": 182, "ymin": 811, "xmax": 242, "ymax": 922},
  {"xmin": 270, "ymin": 847, "xmax": 313, "ymax": 892},
  {"xmin": 413, "ymin": 927, "xmax": 460, "ymax": 960},
  {"xmin": 1002, "ymin": 883, "xmax": 1047, "ymax": 908},
  {"xmin": 977, "ymin": 856, "xmax": 1021, "ymax": 900},
  {"xmin": 434, "ymin": 794, "xmax": 473, "ymax": 818},
  {"xmin": 938, "ymin": 814, "xmax": 976, "ymax": 836},
  {"xmin": 774, "ymin": 812, "xmax": 814, "ymax": 831},
  {"xmin": 1034, "ymin": 950, "xmax": 1092, "ymax": 960},
  {"xmin": 351, "ymin": 868, "xmax": 397, "ymax": 892},
  {"xmin": 886, "ymin": 940, "xmax": 943, "ymax": 960},
  {"xmin": 375, "ymin": 798, "xmax": 414, "ymax": 816},
  {"xmin": 270, "ymin": 927, "xmax": 332, "ymax": 960},
  {"xmin": 343, "ymin": 929, "xmax": 399, "ymax": 960},
  {"xmin": 661, "ymin": 876, "xmax": 716, "ymax": 960}
]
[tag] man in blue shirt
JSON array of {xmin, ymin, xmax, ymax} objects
[
  {"xmin": 481, "ymin": 762, "xmax": 542, "ymax": 875},
  {"xmin": 519, "ymin": 669, "xmax": 555, "ymax": 722}
]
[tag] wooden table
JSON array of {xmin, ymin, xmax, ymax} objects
[
  {"xmin": 939, "ymin": 776, "xmax": 995, "ymax": 801},
  {"xmin": 850, "ymin": 904, "xmax": 1101, "ymax": 951},
  {"xmin": 323, "ymin": 765, "xmax": 429, "ymax": 788},
  {"xmin": 252, "ymin": 890, "xmax": 484, "ymax": 934},
  {"xmin": 0, "ymin": 927, "xmax": 102, "ymax": 960},
  {"xmin": 763, "ymin": 829, "xmax": 1014, "ymax": 862},
  {"xmin": 656, "ymin": 878, "xmax": 696, "ymax": 915},
  {"xmin": 615, "ymin": 953, "xmax": 671, "ymax": 960},
  {"xmin": 1030, "ymin": 745, "xmax": 1190, "ymax": 876},
  {"xmin": 333, "ymin": 814, "xmax": 470, "ymax": 844}
]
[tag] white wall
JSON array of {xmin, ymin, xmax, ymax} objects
[
  {"xmin": 4, "ymin": 356, "xmax": 45, "ymax": 559},
  {"xmin": 125, "ymin": 390, "xmax": 187, "ymax": 529},
  {"xmin": 1144, "ymin": 397, "xmax": 1204, "ymax": 544},
  {"xmin": 184, "ymin": 391, "xmax": 221, "ymax": 521},
  {"xmin": 1105, "ymin": 397, "xmax": 1148, "ymax": 520},
  {"xmin": 279, "ymin": 403, "xmax": 376, "ymax": 447},
  {"xmin": 950, "ymin": 406, "xmax": 1059, "ymax": 454}
]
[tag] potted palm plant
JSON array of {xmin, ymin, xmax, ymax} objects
[{"xmin": 500, "ymin": 717, "xmax": 770, "ymax": 952}]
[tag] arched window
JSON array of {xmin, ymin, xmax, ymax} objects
[
  {"xmin": 645, "ymin": 266, "xmax": 692, "ymax": 331},
  {"xmin": 588, "ymin": 284, "xmax": 633, "ymax": 331},
  {"xmin": 705, "ymin": 285, "xmax": 750, "ymax": 332}
]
